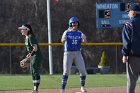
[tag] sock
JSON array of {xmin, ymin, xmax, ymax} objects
[
  {"xmin": 61, "ymin": 75, "xmax": 68, "ymax": 90},
  {"xmin": 33, "ymin": 75, "xmax": 40, "ymax": 91},
  {"xmin": 33, "ymin": 83, "xmax": 40, "ymax": 91},
  {"xmin": 80, "ymin": 75, "xmax": 86, "ymax": 87}
]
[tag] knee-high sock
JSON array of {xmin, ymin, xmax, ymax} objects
[
  {"xmin": 80, "ymin": 75, "xmax": 86, "ymax": 87},
  {"xmin": 33, "ymin": 74, "xmax": 40, "ymax": 91},
  {"xmin": 61, "ymin": 75, "xmax": 68, "ymax": 90}
]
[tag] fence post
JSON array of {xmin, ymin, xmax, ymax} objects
[
  {"xmin": 10, "ymin": 46, "xmax": 12, "ymax": 74},
  {"xmin": 115, "ymin": 46, "xmax": 118, "ymax": 74}
]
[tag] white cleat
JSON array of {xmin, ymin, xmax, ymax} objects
[{"xmin": 81, "ymin": 88, "xmax": 87, "ymax": 93}]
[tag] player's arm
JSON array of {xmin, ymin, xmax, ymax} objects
[
  {"xmin": 61, "ymin": 31, "xmax": 67, "ymax": 43},
  {"xmin": 82, "ymin": 34, "xmax": 87, "ymax": 43},
  {"xmin": 27, "ymin": 36, "xmax": 38, "ymax": 57},
  {"xmin": 26, "ymin": 45, "xmax": 38, "ymax": 58},
  {"xmin": 32, "ymin": 44, "xmax": 38, "ymax": 52},
  {"xmin": 31, "ymin": 44, "xmax": 38, "ymax": 55}
]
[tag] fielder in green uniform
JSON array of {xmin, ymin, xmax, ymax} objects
[{"xmin": 18, "ymin": 24, "xmax": 42, "ymax": 93}]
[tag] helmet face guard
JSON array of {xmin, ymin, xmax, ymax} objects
[{"xmin": 68, "ymin": 17, "xmax": 79, "ymax": 27}]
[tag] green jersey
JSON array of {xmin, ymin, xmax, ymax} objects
[
  {"xmin": 25, "ymin": 35, "xmax": 42, "ymax": 56},
  {"xmin": 25, "ymin": 34, "xmax": 42, "ymax": 75}
]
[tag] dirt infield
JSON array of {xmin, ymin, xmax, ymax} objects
[{"xmin": 0, "ymin": 86, "xmax": 140, "ymax": 93}]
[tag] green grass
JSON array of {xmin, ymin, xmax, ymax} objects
[{"xmin": 0, "ymin": 74, "xmax": 140, "ymax": 91}]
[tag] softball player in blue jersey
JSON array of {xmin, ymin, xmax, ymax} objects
[{"xmin": 60, "ymin": 17, "xmax": 87, "ymax": 93}]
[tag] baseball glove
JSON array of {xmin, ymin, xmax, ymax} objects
[{"xmin": 20, "ymin": 57, "xmax": 30, "ymax": 72}]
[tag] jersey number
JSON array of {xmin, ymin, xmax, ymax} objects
[{"xmin": 72, "ymin": 40, "xmax": 78, "ymax": 45}]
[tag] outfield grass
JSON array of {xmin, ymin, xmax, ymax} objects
[{"xmin": 0, "ymin": 74, "xmax": 140, "ymax": 90}]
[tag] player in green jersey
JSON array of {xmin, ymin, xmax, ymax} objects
[{"xmin": 18, "ymin": 24, "xmax": 42, "ymax": 93}]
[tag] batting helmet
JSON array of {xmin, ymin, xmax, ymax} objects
[{"xmin": 68, "ymin": 16, "xmax": 79, "ymax": 27}]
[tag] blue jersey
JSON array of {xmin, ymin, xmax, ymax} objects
[{"xmin": 62, "ymin": 30, "xmax": 83, "ymax": 51}]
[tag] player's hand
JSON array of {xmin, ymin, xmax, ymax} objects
[
  {"xmin": 20, "ymin": 57, "xmax": 30, "ymax": 72},
  {"xmin": 122, "ymin": 56, "xmax": 128, "ymax": 63},
  {"xmin": 82, "ymin": 34, "xmax": 86, "ymax": 39},
  {"xmin": 82, "ymin": 34, "xmax": 87, "ymax": 43}
]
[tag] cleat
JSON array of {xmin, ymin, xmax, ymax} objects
[{"xmin": 81, "ymin": 88, "xmax": 87, "ymax": 93}]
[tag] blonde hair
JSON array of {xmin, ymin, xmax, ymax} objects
[
  {"xmin": 67, "ymin": 27, "xmax": 73, "ymax": 30},
  {"xmin": 67, "ymin": 27, "xmax": 79, "ymax": 31}
]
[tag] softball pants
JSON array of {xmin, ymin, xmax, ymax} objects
[{"xmin": 63, "ymin": 51, "xmax": 86, "ymax": 76}]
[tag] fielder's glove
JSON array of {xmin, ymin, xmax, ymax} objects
[{"xmin": 20, "ymin": 57, "xmax": 30, "ymax": 72}]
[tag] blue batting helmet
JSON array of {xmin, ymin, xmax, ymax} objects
[{"xmin": 68, "ymin": 16, "xmax": 79, "ymax": 27}]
